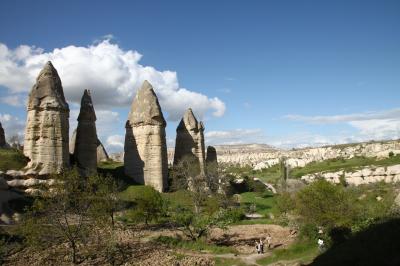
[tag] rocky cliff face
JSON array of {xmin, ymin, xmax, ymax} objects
[
  {"xmin": 74, "ymin": 90, "xmax": 98, "ymax": 176},
  {"xmin": 124, "ymin": 80, "xmax": 168, "ymax": 192},
  {"xmin": 211, "ymin": 141, "xmax": 400, "ymax": 170},
  {"xmin": 23, "ymin": 61, "xmax": 70, "ymax": 175},
  {"xmin": 173, "ymin": 108, "xmax": 206, "ymax": 175},
  {"xmin": 0, "ymin": 122, "xmax": 6, "ymax": 147},
  {"xmin": 301, "ymin": 164, "xmax": 400, "ymax": 186}
]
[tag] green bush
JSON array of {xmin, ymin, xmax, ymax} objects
[
  {"xmin": 123, "ymin": 186, "xmax": 165, "ymax": 225},
  {"xmin": 295, "ymin": 180, "xmax": 356, "ymax": 229}
]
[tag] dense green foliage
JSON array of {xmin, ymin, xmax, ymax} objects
[{"xmin": 0, "ymin": 148, "xmax": 28, "ymax": 171}]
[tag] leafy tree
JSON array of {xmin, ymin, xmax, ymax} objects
[
  {"xmin": 125, "ymin": 186, "xmax": 165, "ymax": 225},
  {"xmin": 19, "ymin": 169, "xmax": 118, "ymax": 264},
  {"xmin": 295, "ymin": 180, "xmax": 355, "ymax": 229}
]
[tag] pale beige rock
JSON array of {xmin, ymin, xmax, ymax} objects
[
  {"xmin": 0, "ymin": 122, "xmax": 6, "ymax": 147},
  {"xmin": 74, "ymin": 90, "xmax": 98, "ymax": 176},
  {"xmin": 23, "ymin": 61, "xmax": 70, "ymax": 175},
  {"xmin": 124, "ymin": 80, "xmax": 168, "ymax": 192},
  {"xmin": 97, "ymin": 139, "xmax": 109, "ymax": 162},
  {"xmin": 173, "ymin": 108, "xmax": 206, "ymax": 175}
]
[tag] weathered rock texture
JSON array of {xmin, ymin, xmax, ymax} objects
[
  {"xmin": 202, "ymin": 141, "xmax": 400, "ymax": 169},
  {"xmin": 74, "ymin": 90, "xmax": 98, "ymax": 176},
  {"xmin": 124, "ymin": 80, "xmax": 168, "ymax": 192},
  {"xmin": 70, "ymin": 130, "xmax": 109, "ymax": 163},
  {"xmin": 23, "ymin": 61, "xmax": 70, "ymax": 175},
  {"xmin": 173, "ymin": 108, "xmax": 206, "ymax": 175},
  {"xmin": 301, "ymin": 164, "xmax": 400, "ymax": 186},
  {"xmin": 0, "ymin": 122, "xmax": 6, "ymax": 147}
]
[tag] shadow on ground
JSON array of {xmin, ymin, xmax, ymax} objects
[{"xmin": 310, "ymin": 218, "xmax": 400, "ymax": 266}]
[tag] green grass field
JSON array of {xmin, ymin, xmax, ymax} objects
[{"xmin": 257, "ymin": 240, "xmax": 318, "ymax": 265}]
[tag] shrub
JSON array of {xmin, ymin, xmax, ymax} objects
[{"xmin": 295, "ymin": 180, "xmax": 356, "ymax": 229}]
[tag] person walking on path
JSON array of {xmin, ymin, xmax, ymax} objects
[
  {"xmin": 255, "ymin": 240, "xmax": 261, "ymax": 254},
  {"xmin": 318, "ymin": 238, "xmax": 324, "ymax": 252},
  {"xmin": 259, "ymin": 238, "xmax": 264, "ymax": 253},
  {"xmin": 266, "ymin": 234, "xmax": 272, "ymax": 250}
]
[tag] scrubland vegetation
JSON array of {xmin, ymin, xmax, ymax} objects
[{"xmin": 1, "ymin": 148, "xmax": 400, "ymax": 265}]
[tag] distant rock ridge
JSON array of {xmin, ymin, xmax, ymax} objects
[
  {"xmin": 173, "ymin": 108, "xmax": 206, "ymax": 175},
  {"xmin": 23, "ymin": 61, "xmax": 70, "ymax": 175},
  {"xmin": 301, "ymin": 164, "xmax": 400, "ymax": 186},
  {"xmin": 124, "ymin": 80, "xmax": 168, "ymax": 192}
]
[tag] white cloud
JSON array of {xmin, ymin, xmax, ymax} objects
[
  {"xmin": 0, "ymin": 113, "xmax": 25, "ymax": 142},
  {"xmin": 284, "ymin": 108, "xmax": 400, "ymax": 145},
  {"xmin": 0, "ymin": 94, "xmax": 26, "ymax": 107},
  {"xmin": 205, "ymin": 129, "xmax": 266, "ymax": 145},
  {"xmin": 284, "ymin": 108, "xmax": 400, "ymax": 124},
  {"xmin": 106, "ymin": 134, "xmax": 124, "ymax": 153},
  {"xmin": 0, "ymin": 40, "xmax": 225, "ymax": 121}
]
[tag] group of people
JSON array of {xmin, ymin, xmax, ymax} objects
[{"xmin": 255, "ymin": 234, "xmax": 272, "ymax": 254}]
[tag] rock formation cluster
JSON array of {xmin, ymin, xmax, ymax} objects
[
  {"xmin": 124, "ymin": 81, "xmax": 168, "ymax": 192},
  {"xmin": 73, "ymin": 90, "xmax": 98, "ymax": 176},
  {"xmin": 173, "ymin": 108, "xmax": 206, "ymax": 175},
  {"xmin": 0, "ymin": 122, "xmax": 6, "ymax": 147},
  {"xmin": 23, "ymin": 61, "xmax": 70, "ymax": 175}
]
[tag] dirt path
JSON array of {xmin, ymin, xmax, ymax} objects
[{"xmin": 179, "ymin": 250, "xmax": 271, "ymax": 265}]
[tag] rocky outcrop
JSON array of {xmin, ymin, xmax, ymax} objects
[
  {"xmin": 73, "ymin": 90, "xmax": 98, "ymax": 176},
  {"xmin": 23, "ymin": 61, "xmax": 70, "ymax": 175},
  {"xmin": 301, "ymin": 164, "xmax": 400, "ymax": 186},
  {"xmin": 210, "ymin": 141, "xmax": 400, "ymax": 169},
  {"xmin": 173, "ymin": 108, "xmax": 206, "ymax": 175},
  {"xmin": 124, "ymin": 80, "xmax": 168, "ymax": 192},
  {"xmin": 70, "ymin": 130, "xmax": 109, "ymax": 163},
  {"xmin": 0, "ymin": 122, "xmax": 6, "ymax": 147}
]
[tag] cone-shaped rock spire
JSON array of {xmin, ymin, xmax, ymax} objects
[
  {"xmin": 124, "ymin": 80, "xmax": 168, "ymax": 192},
  {"xmin": 0, "ymin": 122, "xmax": 6, "ymax": 147},
  {"xmin": 173, "ymin": 108, "xmax": 206, "ymax": 175},
  {"xmin": 70, "ymin": 128, "xmax": 109, "ymax": 163},
  {"xmin": 23, "ymin": 61, "xmax": 70, "ymax": 175},
  {"xmin": 74, "ymin": 90, "xmax": 98, "ymax": 176}
]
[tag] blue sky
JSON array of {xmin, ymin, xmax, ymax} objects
[{"xmin": 0, "ymin": 0, "xmax": 399, "ymax": 152}]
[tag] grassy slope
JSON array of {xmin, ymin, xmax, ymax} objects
[
  {"xmin": 257, "ymin": 240, "xmax": 318, "ymax": 265},
  {"xmin": 291, "ymin": 155, "xmax": 400, "ymax": 178},
  {"xmin": 0, "ymin": 148, "xmax": 28, "ymax": 171}
]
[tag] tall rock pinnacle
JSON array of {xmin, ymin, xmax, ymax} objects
[
  {"xmin": 74, "ymin": 90, "xmax": 98, "ymax": 176},
  {"xmin": 23, "ymin": 61, "xmax": 70, "ymax": 175},
  {"xmin": 124, "ymin": 80, "xmax": 168, "ymax": 192},
  {"xmin": 173, "ymin": 108, "xmax": 206, "ymax": 175},
  {"xmin": 0, "ymin": 122, "xmax": 6, "ymax": 147}
]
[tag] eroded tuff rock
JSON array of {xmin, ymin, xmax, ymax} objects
[
  {"xmin": 0, "ymin": 122, "xmax": 6, "ymax": 147},
  {"xmin": 23, "ymin": 61, "xmax": 70, "ymax": 175},
  {"xmin": 70, "ymin": 130, "xmax": 109, "ymax": 163},
  {"xmin": 73, "ymin": 90, "xmax": 98, "ymax": 176},
  {"xmin": 124, "ymin": 80, "xmax": 168, "ymax": 192},
  {"xmin": 173, "ymin": 108, "xmax": 206, "ymax": 175},
  {"xmin": 301, "ymin": 164, "xmax": 400, "ymax": 186}
]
